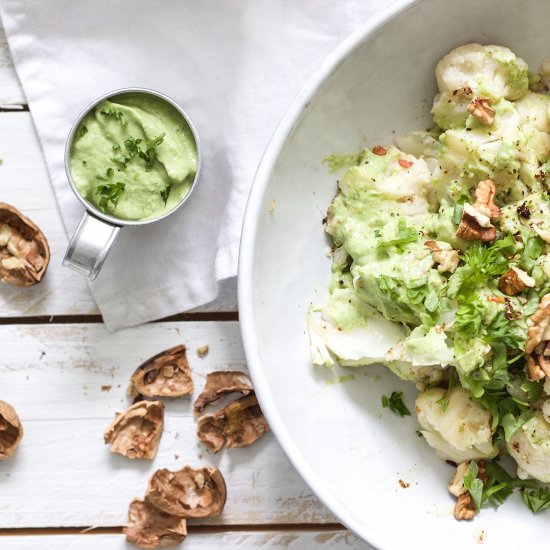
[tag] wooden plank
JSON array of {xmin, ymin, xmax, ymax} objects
[
  {"xmin": 0, "ymin": 531, "xmax": 373, "ymax": 549},
  {"xmin": 0, "ymin": 112, "xmax": 237, "ymax": 315},
  {"xmin": 0, "ymin": 322, "xmax": 334, "ymax": 528},
  {"xmin": 0, "ymin": 23, "xmax": 25, "ymax": 106}
]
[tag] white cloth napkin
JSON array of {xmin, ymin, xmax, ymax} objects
[{"xmin": 0, "ymin": 0, "xmax": 394, "ymax": 330}]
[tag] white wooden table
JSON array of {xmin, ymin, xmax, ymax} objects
[{"xmin": 0, "ymin": 23, "xmax": 372, "ymax": 550}]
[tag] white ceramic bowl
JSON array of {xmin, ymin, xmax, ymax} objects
[{"xmin": 239, "ymin": 1, "xmax": 550, "ymax": 548}]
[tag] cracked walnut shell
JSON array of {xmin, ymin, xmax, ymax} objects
[
  {"xmin": 104, "ymin": 400, "xmax": 164, "ymax": 459},
  {"xmin": 0, "ymin": 400, "xmax": 23, "ymax": 460},
  {"xmin": 124, "ymin": 498, "xmax": 187, "ymax": 549},
  {"xmin": 0, "ymin": 203, "xmax": 50, "ymax": 286},
  {"xmin": 130, "ymin": 345, "xmax": 193, "ymax": 398},
  {"xmin": 194, "ymin": 371, "xmax": 254, "ymax": 415},
  {"xmin": 146, "ymin": 466, "xmax": 227, "ymax": 518},
  {"xmin": 197, "ymin": 393, "xmax": 270, "ymax": 453}
]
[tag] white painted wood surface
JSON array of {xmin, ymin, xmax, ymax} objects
[
  {"xmin": 0, "ymin": 531, "xmax": 370, "ymax": 549},
  {"xmin": 0, "ymin": 21, "xmax": 371, "ymax": 550},
  {"xmin": 0, "ymin": 322, "xmax": 335, "ymax": 528}
]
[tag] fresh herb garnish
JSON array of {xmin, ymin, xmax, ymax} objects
[
  {"xmin": 95, "ymin": 182, "xmax": 125, "ymax": 213},
  {"xmin": 377, "ymin": 219, "xmax": 418, "ymax": 251},
  {"xmin": 139, "ymin": 133, "xmax": 166, "ymax": 166},
  {"xmin": 436, "ymin": 396, "xmax": 449, "ymax": 412},
  {"xmin": 523, "ymin": 487, "xmax": 550, "ymax": 512},
  {"xmin": 518, "ymin": 235, "xmax": 545, "ymax": 272},
  {"xmin": 464, "ymin": 461, "xmax": 484, "ymax": 511},
  {"xmin": 79, "ymin": 125, "xmax": 88, "ymax": 137},
  {"xmin": 100, "ymin": 104, "xmax": 127, "ymax": 126},
  {"xmin": 381, "ymin": 391, "xmax": 411, "ymax": 417},
  {"xmin": 112, "ymin": 143, "xmax": 120, "ymax": 151},
  {"xmin": 160, "ymin": 183, "xmax": 172, "ymax": 205}
]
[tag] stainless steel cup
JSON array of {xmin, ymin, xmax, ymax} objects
[{"xmin": 63, "ymin": 87, "xmax": 201, "ymax": 280}]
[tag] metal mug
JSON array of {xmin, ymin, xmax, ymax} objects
[{"xmin": 62, "ymin": 87, "xmax": 202, "ymax": 280}]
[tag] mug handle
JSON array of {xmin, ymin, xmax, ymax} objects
[{"xmin": 63, "ymin": 211, "xmax": 120, "ymax": 280}]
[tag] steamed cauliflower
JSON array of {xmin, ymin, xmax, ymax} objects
[
  {"xmin": 507, "ymin": 412, "xmax": 550, "ymax": 482},
  {"xmin": 415, "ymin": 386, "xmax": 498, "ymax": 463}
]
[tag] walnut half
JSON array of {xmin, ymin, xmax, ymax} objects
[
  {"xmin": 456, "ymin": 203, "xmax": 496, "ymax": 242},
  {"xmin": 454, "ymin": 492, "xmax": 476, "ymax": 520},
  {"xmin": 104, "ymin": 400, "xmax": 164, "ymax": 460},
  {"xmin": 0, "ymin": 203, "xmax": 50, "ymax": 286},
  {"xmin": 0, "ymin": 400, "xmax": 23, "ymax": 460},
  {"xmin": 525, "ymin": 294, "xmax": 550, "ymax": 381},
  {"xmin": 474, "ymin": 179, "xmax": 501, "ymax": 222},
  {"xmin": 498, "ymin": 267, "xmax": 535, "ymax": 296}
]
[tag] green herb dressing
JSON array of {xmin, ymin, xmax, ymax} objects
[{"xmin": 70, "ymin": 92, "xmax": 198, "ymax": 221}]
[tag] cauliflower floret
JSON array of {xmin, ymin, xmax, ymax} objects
[
  {"xmin": 416, "ymin": 386, "xmax": 498, "ymax": 462},
  {"xmin": 385, "ymin": 326, "xmax": 453, "ymax": 384},
  {"xmin": 306, "ymin": 311, "xmax": 407, "ymax": 367},
  {"xmin": 435, "ymin": 44, "xmax": 528, "ymax": 101},
  {"xmin": 507, "ymin": 412, "xmax": 550, "ymax": 482}
]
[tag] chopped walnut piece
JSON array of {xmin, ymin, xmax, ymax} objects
[
  {"xmin": 473, "ymin": 179, "xmax": 501, "ymax": 221},
  {"xmin": 467, "ymin": 97, "xmax": 496, "ymax": 126},
  {"xmin": 0, "ymin": 203, "xmax": 50, "ymax": 286},
  {"xmin": 124, "ymin": 498, "xmax": 187, "ymax": 549},
  {"xmin": 0, "ymin": 401, "xmax": 23, "ymax": 460},
  {"xmin": 498, "ymin": 267, "xmax": 535, "ymax": 296},
  {"xmin": 454, "ymin": 492, "xmax": 476, "ymax": 520},
  {"xmin": 448, "ymin": 461, "xmax": 471, "ymax": 497},
  {"xmin": 104, "ymin": 400, "xmax": 164, "ymax": 460},
  {"xmin": 372, "ymin": 145, "xmax": 387, "ymax": 156},
  {"xmin": 197, "ymin": 393, "xmax": 270, "ymax": 453},
  {"xmin": 424, "ymin": 240, "xmax": 459, "ymax": 273},
  {"xmin": 130, "ymin": 345, "xmax": 193, "ymax": 398},
  {"xmin": 194, "ymin": 371, "xmax": 254, "ymax": 415},
  {"xmin": 146, "ymin": 466, "xmax": 227, "ymax": 519},
  {"xmin": 525, "ymin": 294, "xmax": 550, "ymax": 380},
  {"xmin": 196, "ymin": 345, "xmax": 209, "ymax": 359},
  {"xmin": 456, "ymin": 203, "xmax": 496, "ymax": 242}
]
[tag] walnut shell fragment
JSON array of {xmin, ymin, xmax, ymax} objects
[
  {"xmin": 197, "ymin": 394, "xmax": 270, "ymax": 453},
  {"xmin": 124, "ymin": 498, "xmax": 187, "ymax": 549},
  {"xmin": 146, "ymin": 466, "xmax": 227, "ymax": 518},
  {"xmin": 0, "ymin": 202, "xmax": 50, "ymax": 286},
  {"xmin": 104, "ymin": 400, "xmax": 164, "ymax": 459},
  {"xmin": 130, "ymin": 345, "xmax": 193, "ymax": 398},
  {"xmin": 194, "ymin": 371, "xmax": 254, "ymax": 415},
  {"xmin": 0, "ymin": 400, "xmax": 23, "ymax": 460}
]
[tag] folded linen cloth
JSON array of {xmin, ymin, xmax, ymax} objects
[{"xmin": 0, "ymin": 0, "xmax": 395, "ymax": 330}]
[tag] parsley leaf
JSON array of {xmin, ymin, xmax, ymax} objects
[
  {"xmin": 160, "ymin": 183, "xmax": 172, "ymax": 205},
  {"xmin": 95, "ymin": 182, "xmax": 126, "ymax": 213},
  {"xmin": 523, "ymin": 487, "xmax": 550, "ymax": 512},
  {"xmin": 381, "ymin": 391, "xmax": 411, "ymax": 417},
  {"xmin": 464, "ymin": 462, "xmax": 483, "ymax": 511},
  {"xmin": 436, "ymin": 396, "xmax": 449, "ymax": 412},
  {"xmin": 79, "ymin": 125, "xmax": 88, "ymax": 137},
  {"xmin": 100, "ymin": 104, "xmax": 128, "ymax": 126},
  {"xmin": 518, "ymin": 235, "xmax": 545, "ymax": 272},
  {"xmin": 377, "ymin": 219, "xmax": 418, "ymax": 251}
]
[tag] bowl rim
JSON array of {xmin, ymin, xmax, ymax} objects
[{"xmin": 238, "ymin": 0, "xmax": 422, "ymax": 547}]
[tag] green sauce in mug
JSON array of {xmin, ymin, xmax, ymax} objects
[{"xmin": 70, "ymin": 92, "xmax": 198, "ymax": 221}]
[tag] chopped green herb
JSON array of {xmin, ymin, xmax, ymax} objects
[
  {"xmin": 374, "ymin": 229, "xmax": 382, "ymax": 238},
  {"xmin": 160, "ymin": 183, "xmax": 172, "ymax": 205},
  {"xmin": 377, "ymin": 219, "xmax": 418, "ymax": 251},
  {"xmin": 106, "ymin": 168, "xmax": 114, "ymax": 177},
  {"xmin": 112, "ymin": 143, "xmax": 120, "ymax": 151},
  {"xmin": 79, "ymin": 125, "xmax": 88, "ymax": 137},
  {"xmin": 464, "ymin": 461, "xmax": 483, "ymax": 511},
  {"xmin": 100, "ymin": 104, "xmax": 127, "ymax": 126},
  {"xmin": 523, "ymin": 487, "xmax": 550, "ymax": 512},
  {"xmin": 95, "ymin": 181, "xmax": 126, "ymax": 213},
  {"xmin": 381, "ymin": 391, "xmax": 411, "ymax": 417},
  {"xmin": 436, "ymin": 396, "xmax": 449, "ymax": 412}
]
